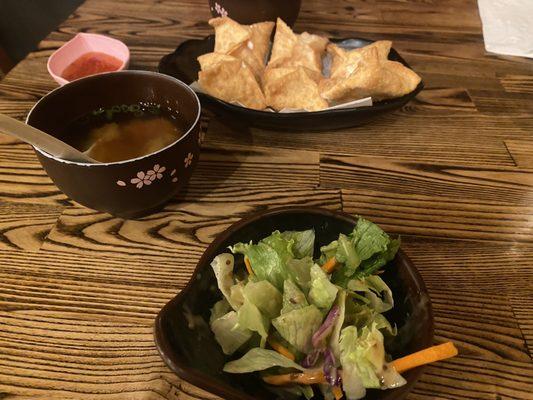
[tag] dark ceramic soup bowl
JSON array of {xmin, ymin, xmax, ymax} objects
[
  {"xmin": 26, "ymin": 70, "xmax": 201, "ymax": 219},
  {"xmin": 155, "ymin": 207, "xmax": 434, "ymax": 400},
  {"xmin": 209, "ymin": 0, "xmax": 302, "ymax": 26}
]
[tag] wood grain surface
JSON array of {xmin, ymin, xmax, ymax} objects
[{"xmin": 0, "ymin": 0, "xmax": 532, "ymax": 399}]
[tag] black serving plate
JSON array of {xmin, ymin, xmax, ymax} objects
[
  {"xmin": 154, "ymin": 207, "xmax": 434, "ymax": 400},
  {"xmin": 158, "ymin": 35, "xmax": 424, "ymax": 131}
]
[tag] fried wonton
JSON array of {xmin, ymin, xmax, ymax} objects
[
  {"xmin": 320, "ymin": 46, "xmax": 421, "ymax": 102},
  {"xmin": 263, "ymin": 66, "xmax": 328, "ymax": 111},
  {"xmin": 198, "ymin": 53, "xmax": 267, "ymax": 110},
  {"xmin": 209, "ymin": 17, "xmax": 251, "ymax": 54},
  {"xmin": 328, "ymin": 40, "xmax": 392, "ymax": 79},
  {"xmin": 268, "ymin": 18, "xmax": 328, "ymax": 80},
  {"xmin": 209, "ymin": 17, "xmax": 274, "ymax": 78}
]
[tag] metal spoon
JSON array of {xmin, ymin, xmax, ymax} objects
[{"xmin": 0, "ymin": 113, "xmax": 99, "ymax": 164}]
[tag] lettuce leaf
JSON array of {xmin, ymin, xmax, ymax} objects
[
  {"xmin": 243, "ymin": 280, "xmax": 282, "ymax": 319},
  {"xmin": 229, "ymin": 280, "xmax": 246, "ymax": 309},
  {"xmin": 335, "ymin": 233, "xmax": 360, "ymax": 274},
  {"xmin": 380, "ymin": 363, "xmax": 407, "ymax": 389},
  {"xmin": 260, "ymin": 230, "xmax": 295, "ymax": 264},
  {"xmin": 223, "ymin": 348, "xmax": 305, "ymax": 373},
  {"xmin": 346, "ymin": 304, "xmax": 396, "ymax": 336},
  {"xmin": 211, "ymin": 253, "xmax": 242, "ymax": 310},
  {"xmin": 291, "ymin": 384, "xmax": 314, "ymax": 400},
  {"xmin": 210, "ymin": 310, "xmax": 253, "ymax": 355},
  {"xmin": 308, "ymin": 264, "xmax": 338, "ymax": 312},
  {"xmin": 329, "ymin": 290, "xmax": 346, "ymax": 359},
  {"xmin": 281, "ymin": 229, "xmax": 315, "ymax": 258},
  {"xmin": 347, "ymin": 275, "xmax": 394, "ymax": 313},
  {"xmin": 230, "ymin": 231, "xmax": 295, "ymax": 290},
  {"xmin": 318, "ymin": 240, "xmax": 338, "ymax": 265},
  {"xmin": 286, "ymin": 257, "xmax": 313, "ymax": 292},
  {"xmin": 210, "ymin": 299, "xmax": 231, "ymax": 324},
  {"xmin": 350, "ymin": 218, "xmax": 390, "ymax": 261},
  {"xmin": 272, "ymin": 304, "xmax": 323, "ymax": 353},
  {"xmin": 339, "ymin": 324, "xmax": 388, "ymax": 393},
  {"xmin": 356, "ymin": 238, "xmax": 400, "ymax": 277},
  {"xmin": 330, "ymin": 218, "xmax": 400, "ymax": 285},
  {"xmin": 237, "ymin": 297, "xmax": 270, "ymax": 345},
  {"xmin": 281, "ymin": 279, "xmax": 309, "ymax": 314}
]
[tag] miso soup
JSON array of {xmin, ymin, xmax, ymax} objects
[{"xmin": 62, "ymin": 102, "xmax": 187, "ymax": 163}]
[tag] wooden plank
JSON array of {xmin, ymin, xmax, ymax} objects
[
  {"xmin": 505, "ymin": 140, "xmax": 533, "ymax": 169},
  {"xmin": 430, "ymin": 290, "xmax": 529, "ymax": 362},
  {"xmin": 41, "ymin": 188, "xmax": 341, "ymax": 260},
  {"xmin": 469, "ymin": 90, "xmax": 533, "ymax": 116},
  {"xmin": 409, "ymin": 356, "xmax": 533, "ymax": 400},
  {"xmin": 207, "ymin": 116, "xmax": 517, "ymax": 167},
  {"xmin": 0, "ymin": 202, "xmax": 64, "ymax": 251},
  {"xmin": 193, "ymin": 144, "xmax": 320, "ymax": 188},
  {"xmin": 0, "ymin": 143, "xmax": 67, "ymax": 206},
  {"xmin": 376, "ymin": 0, "xmax": 483, "ymax": 30},
  {"xmin": 509, "ymin": 296, "xmax": 533, "ymax": 356},
  {"xmin": 341, "ymin": 188, "xmax": 533, "ymax": 243},
  {"xmin": 500, "ymin": 74, "xmax": 533, "ymax": 94},
  {"xmin": 422, "ymin": 72, "xmax": 504, "ymax": 91},
  {"xmin": 400, "ymin": 236, "xmax": 533, "ymax": 295},
  {"xmin": 321, "ymin": 154, "xmax": 532, "ymax": 205},
  {"xmin": 0, "ymin": 311, "xmax": 216, "ymax": 399},
  {"xmin": 0, "ymin": 249, "xmax": 194, "ymax": 290},
  {"xmin": 0, "ymin": 273, "xmax": 174, "ymax": 320},
  {"xmin": 413, "ymin": 87, "xmax": 476, "ymax": 111}
]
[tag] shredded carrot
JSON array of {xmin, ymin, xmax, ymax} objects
[
  {"xmin": 263, "ymin": 369, "xmax": 326, "ymax": 386},
  {"xmin": 322, "ymin": 257, "xmax": 337, "ymax": 273},
  {"xmin": 262, "ymin": 342, "xmax": 458, "ymax": 389},
  {"xmin": 244, "ymin": 257, "xmax": 254, "ymax": 276},
  {"xmin": 267, "ymin": 337, "xmax": 295, "ymax": 361},
  {"xmin": 391, "ymin": 342, "xmax": 458, "ymax": 373},
  {"xmin": 332, "ymin": 385, "xmax": 344, "ymax": 399}
]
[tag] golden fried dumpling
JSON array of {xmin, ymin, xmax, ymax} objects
[
  {"xmin": 263, "ymin": 66, "xmax": 328, "ymax": 111},
  {"xmin": 209, "ymin": 17, "xmax": 250, "ymax": 54},
  {"xmin": 198, "ymin": 53, "xmax": 266, "ymax": 110},
  {"xmin": 328, "ymin": 40, "xmax": 392, "ymax": 79},
  {"xmin": 248, "ymin": 21, "xmax": 276, "ymax": 64},
  {"xmin": 209, "ymin": 17, "xmax": 274, "ymax": 79},
  {"xmin": 268, "ymin": 18, "xmax": 328, "ymax": 80},
  {"xmin": 320, "ymin": 46, "xmax": 421, "ymax": 102}
]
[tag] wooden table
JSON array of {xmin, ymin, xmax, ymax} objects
[{"xmin": 0, "ymin": 0, "xmax": 532, "ymax": 398}]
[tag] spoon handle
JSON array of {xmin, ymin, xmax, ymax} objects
[{"xmin": 0, "ymin": 114, "xmax": 98, "ymax": 164}]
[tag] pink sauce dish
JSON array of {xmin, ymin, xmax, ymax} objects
[{"xmin": 47, "ymin": 33, "xmax": 130, "ymax": 86}]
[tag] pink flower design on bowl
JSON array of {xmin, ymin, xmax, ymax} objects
[
  {"xmin": 121, "ymin": 164, "xmax": 168, "ymax": 189},
  {"xmin": 131, "ymin": 171, "xmax": 153, "ymax": 189},
  {"xmin": 184, "ymin": 153, "xmax": 194, "ymax": 168},
  {"xmin": 147, "ymin": 164, "xmax": 166, "ymax": 180},
  {"xmin": 213, "ymin": 2, "xmax": 228, "ymax": 17}
]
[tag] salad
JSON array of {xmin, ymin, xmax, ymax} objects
[{"xmin": 208, "ymin": 216, "xmax": 455, "ymax": 399}]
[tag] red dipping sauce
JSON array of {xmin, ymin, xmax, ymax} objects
[{"xmin": 61, "ymin": 52, "xmax": 123, "ymax": 81}]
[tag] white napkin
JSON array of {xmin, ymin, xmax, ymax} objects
[{"xmin": 477, "ymin": 0, "xmax": 533, "ymax": 58}]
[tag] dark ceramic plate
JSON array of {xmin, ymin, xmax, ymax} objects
[
  {"xmin": 155, "ymin": 207, "xmax": 434, "ymax": 400},
  {"xmin": 158, "ymin": 36, "xmax": 424, "ymax": 131}
]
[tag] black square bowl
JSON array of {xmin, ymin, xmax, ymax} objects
[{"xmin": 154, "ymin": 207, "xmax": 434, "ymax": 399}]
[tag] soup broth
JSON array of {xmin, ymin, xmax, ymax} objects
[{"xmin": 63, "ymin": 103, "xmax": 187, "ymax": 163}]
